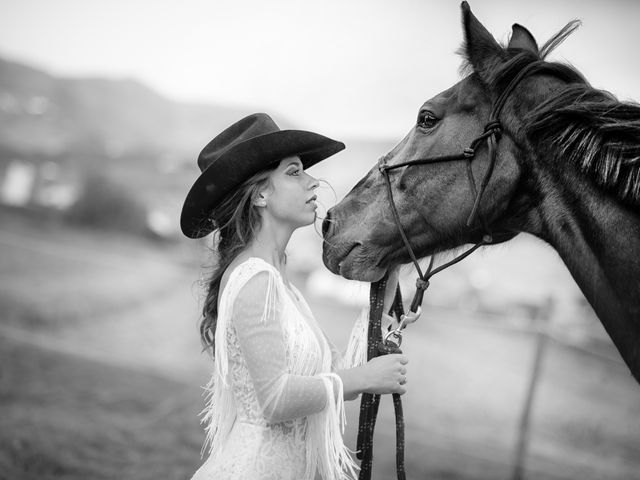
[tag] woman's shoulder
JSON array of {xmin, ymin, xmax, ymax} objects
[{"xmin": 219, "ymin": 256, "xmax": 281, "ymax": 300}]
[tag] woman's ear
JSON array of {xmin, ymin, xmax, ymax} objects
[{"xmin": 255, "ymin": 193, "xmax": 267, "ymax": 207}]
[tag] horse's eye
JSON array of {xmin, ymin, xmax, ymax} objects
[{"xmin": 417, "ymin": 111, "xmax": 438, "ymax": 129}]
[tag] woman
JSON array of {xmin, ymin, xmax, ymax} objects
[{"xmin": 180, "ymin": 113, "xmax": 408, "ymax": 480}]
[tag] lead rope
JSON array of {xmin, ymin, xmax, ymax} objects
[
  {"xmin": 355, "ymin": 250, "xmax": 488, "ymax": 480},
  {"xmin": 356, "ymin": 275, "xmax": 406, "ymax": 480}
]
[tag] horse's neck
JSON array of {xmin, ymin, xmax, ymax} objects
[{"xmin": 532, "ymin": 166, "xmax": 640, "ymax": 382}]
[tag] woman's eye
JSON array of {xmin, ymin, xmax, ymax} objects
[
  {"xmin": 417, "ymin": 111, "xmax": 438, "ymax": 129},
  {"xmin": 289, "ymin": 169, "xmax": 301, "ymax": 176}
]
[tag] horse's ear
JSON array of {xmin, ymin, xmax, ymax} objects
[
  {"xmin": 461, "ymin": 2, "xmax": 504, "ymax": 83},
  {"xmin": 508, "ymin": 24, "xmax": 539, "ymax": 54}
]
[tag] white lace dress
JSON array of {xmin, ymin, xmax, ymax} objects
[{"xmin": 191, "ymin": 257, "xmax": 366, "ymax": 480}]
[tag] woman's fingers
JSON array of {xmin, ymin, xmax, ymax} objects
[
  {"xmin": 386, "ymin": 353, "xmax": 408, "ymax": 364},
  {"xmin": 389, "ymin": 355, "xmax": 409, "ymax": 390},
  {"xmin": 364, "ymin": 353, "xmax": 410, "ymax": 394}
]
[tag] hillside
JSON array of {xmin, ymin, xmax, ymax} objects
[
  {"xmin": 0, "ymin": 55, "xmax": 254, "ymax": 157},
  {"xmin": 0, "ymin": 55, "xmax": 398, "ymax": 208}
]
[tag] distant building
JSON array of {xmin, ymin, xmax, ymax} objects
[
  {"xmin": 0, "ymin": 160, "xmax": 35, "ymax": 206},
  {"xmin": 0, "ymin": 158, "xmax": 79, "ymax": 210}
]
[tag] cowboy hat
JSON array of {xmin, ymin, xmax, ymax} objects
[{"xmin": 180, "ymin": 113, "xmax": 344, "ymax": 238}]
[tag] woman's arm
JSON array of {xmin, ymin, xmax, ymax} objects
[
  {"xmin": 336, "ymin": 367, "xmax": 365, "ymax": 401},
  {"xmin": 233, "ymin": 271, "xmax": 339, "ymax": 423}
]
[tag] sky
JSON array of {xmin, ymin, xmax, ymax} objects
[{"xmin": 0, "ymin": 0, "xmax": 638, "ymax": 140}]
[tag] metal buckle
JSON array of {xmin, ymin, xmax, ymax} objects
[
  {"xmin": 382, "ymin": 307, "xmax": 422, "ymax": 348},
  {"xmin": 383, "ymin": 329, "xmax": 403, "ymax": 348},
  {"xmin": 398, "ymin": 307, "xmax": 421, "ymax": 329}
]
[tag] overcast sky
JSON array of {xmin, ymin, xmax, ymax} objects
[{"xmin": 0, "ymin": 0, "xmax": 638, "ymax": 140}]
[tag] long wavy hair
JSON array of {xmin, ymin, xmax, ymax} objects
[{"xmin": 199, "ymin": 165, "xmax": 277, "ymax": 353}]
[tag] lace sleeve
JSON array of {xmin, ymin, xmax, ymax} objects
[{"xmin": 232, "ymin": 270, "xmax": 330, "ymax": 424}]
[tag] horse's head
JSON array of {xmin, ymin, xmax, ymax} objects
[{"xmin": 323, "ymin": 2, "xmax": 579, "ymax": 281}]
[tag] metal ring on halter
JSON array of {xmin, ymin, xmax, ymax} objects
[
  {"xmin": 398, "ymin": 307, "xmax": 422, "ymax": 330},
  {"xmin": 382, "ymin": 307, "xmax": 422, "ymax": 350},
  {"xmin": 383, "ymin": 329, "xmax": 403, "ymax": 348},
  {"xmin": 378, "ymin": 156, "xmax": 389, "ymax": 173}
]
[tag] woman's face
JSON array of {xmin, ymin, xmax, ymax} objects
[{"xmin": 262, "ymin": 156, "xmax": 319, "ymax": 229}]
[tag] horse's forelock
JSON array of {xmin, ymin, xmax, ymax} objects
[{"xmin": 539, "ymin": 20, "xmax": 581, "ymax": 60}]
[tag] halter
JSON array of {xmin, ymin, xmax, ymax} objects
[
  {"xmin": 357, "ymin": 60, "xmax": 546, "ymax": 480},
  {"xmin": 378, "ymin": 60, "xmax": 545, "ymax": 325}
]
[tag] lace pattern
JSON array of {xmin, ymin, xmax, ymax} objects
[{"xmin": 192, "ymin": 258, "xmax": 359, "ymax": 480}]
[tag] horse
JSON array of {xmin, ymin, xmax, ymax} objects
[{"xmin": 322, "ymin": 2, "xmax": 640, "ymax": 384}]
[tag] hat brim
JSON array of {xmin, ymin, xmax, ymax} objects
[{"xmin": 180, "ymin": 129, "xmax": 344, "ymax": 238}]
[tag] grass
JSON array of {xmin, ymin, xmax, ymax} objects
[
  {"xmin": 0, "ymin": 335, "xmax": 203, "ymax": 480},
  {"xmin": 0, "ymin": 210, "xmax": 193, "ymax": 330},
  {"xmin": 0, "ymin": 212, "xmax": 208, "ymax": 479}
]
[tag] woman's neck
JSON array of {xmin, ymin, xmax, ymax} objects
[{"xmin": 246, "ymin": 220, "xmax": 294, "ymax": 276}]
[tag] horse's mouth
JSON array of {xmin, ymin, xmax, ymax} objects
[
  {"xmin": 339, "ymin": 256, "xmax": 387, "ymax": 282},
  {"xmin": 324, "ymin": 223, "xmax": 496, "ymax": 281},
  {"xmin": 324, "ymin": 242, "xmax": 388, "ymax": 282}
]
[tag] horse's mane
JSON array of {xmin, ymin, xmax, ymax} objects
[
  {"xmin": 526, "ymin": 84, "xmax": 640, "ymax": 206},
  {"xmin": 463, "ymin": 21, "xmax": 640, "ymax": 206}
]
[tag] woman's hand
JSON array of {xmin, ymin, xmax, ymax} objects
[
  {"xmin": 338, "ymin": 353, "xmax": 408, "ymax": 399},
  {"xmin": 361, "ymin": 354, "xmax": 408, "ymax": 395}
]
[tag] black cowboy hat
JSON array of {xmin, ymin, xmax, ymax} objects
[{"xmin": 180, "ymin": 113, "xmax": 345, "ymax": 238}]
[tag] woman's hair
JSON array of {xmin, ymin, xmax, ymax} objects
[{"xmin": 200, "ymin": 165, "xmax": 277, "ymax": 353}]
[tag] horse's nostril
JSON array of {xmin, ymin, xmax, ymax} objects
[{"xmin": 322, "ymin": 209, "xmax": 333, "ymax": 237}]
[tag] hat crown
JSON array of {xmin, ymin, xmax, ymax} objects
[{"xmin": 197, "ymin": 113, "xmax": 280, "ymax": 172}]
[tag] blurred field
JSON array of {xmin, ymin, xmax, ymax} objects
[
  {"xmin": 1, "ymin": 210, "xmax": 639, "ymax": 480},
  {"xmin": 0, "ymin": 336, "xmax": 202, "ymax": 480}
]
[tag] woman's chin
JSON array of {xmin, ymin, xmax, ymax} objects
[
  {"xmin": 294, "ymin": 213, "xmax": 318, "ymax": 230},
  {"xmin": 304, "ymin": 205, "xmax": 319, "ymax": 225}
]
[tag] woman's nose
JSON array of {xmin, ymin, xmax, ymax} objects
[{"xmin": 307, "ymin": 174, "xmax": 319, "ymax": 190}]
